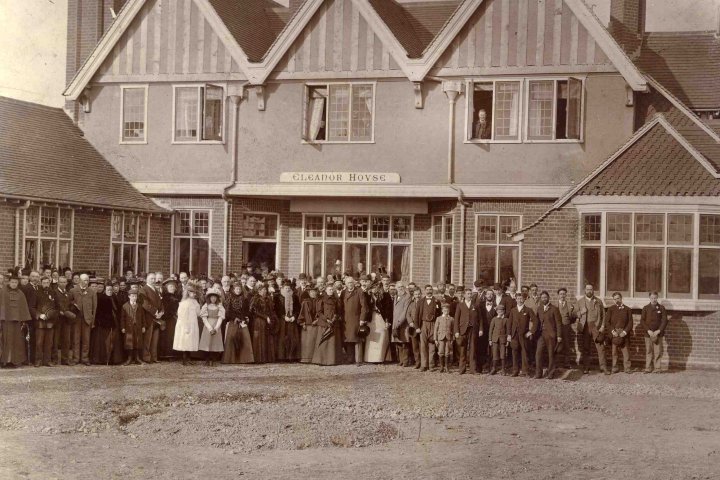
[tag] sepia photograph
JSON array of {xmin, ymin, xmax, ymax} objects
[{"xmin": 1, "ymin": 0, "xmax": 719, "ymax": 478}]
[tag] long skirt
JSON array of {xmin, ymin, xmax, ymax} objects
[
  {"xmin": 222, "ymin": 321, "xmax": 254, "ymax": 364},
  {"xmin": 0, "ymin": 322, "xmax": 27, "ymax": 366},
  {"xmin": 89, "ymin": 326, "xmax": 112, "ymax": 364},
  {"xmin": 158, "ymin": 316, "xmax": 177, "ymax": 358},
  {"xmin": 111, "ymin": 328, "xmax": 127, "ymax": 365},
  {"xmin": 252, "ymin": 317, "xmax": 269, "ymax": 363},
  {"xmin": 311, "ymin": 324, "xmax": 343, "ymax": 366},
  {"xmin": 277, "ymin": 320, "xmax": 301, "ymax": 361},
  {"xmin": 364, "ymin": 311, "xmax": 392, "ymax": 363},
  {"xmin": 300, "ymin": 324, "xmax": 319, "ymax": 363}
]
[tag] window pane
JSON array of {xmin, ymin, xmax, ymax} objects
[
  {"xmin": 350, "ymin": 84, "xmax": 373, "ymax": 141},
  {"xmin": 582, "ymin": 247, "xmax": 600, "ymax": 290},
  {"xmin": 432, "ymin": 245, "xmax": 442, "ymax": 283},
  {"xmin": 346, "ymin": 216, "xmax": 368, "ymax": 239},
  {"xmin": 59, "ymin": 209, "xmax": 72, "ymax": 238},
  {"xmin": 668, "ymin": 248, "xmax": 692, "ymax": 296},
  {"xmin": 191, "ymin": 238, "xmax": 209, "ymax": 276},
  {"xmin": 137, "ymin": 216, "xmax": 148, "ymax": 243},
  {"xmin": 498, "ymin": 246, "xmax": 519, "ymax": 286},
  {"xmin": 668, "ymin": 214, "xmax": 693, "ymax": 244},
  {"xmin": 175, "ymin": 87, "xmax": 198, "ymax": 141},
  {"xmin": 700, "ymin": 215, "xmax": 720, "ymax": 245},
  {"xmin": 476, "ymin": 245, "xmax": 496, "ymax": 286},
  {"xmin": 40, "ymin": 208, "xmax": 57, "ymax": 236},
  {"xmin": 242, "ymin": 214, "xmax": 277, "ymax": 239},
  {"xmin": 499, "ymin": 216, "xmax": 519, "ymax": 242},
  {"xmin": 471, "ymin": 82, "xmax": 493, "ymax": 140},
  {"xmin": 566, "ymin": 78, "xmax": 582, "ymax": 140},
  {"xmin": 444, "ymin": 217, "xmax": 453, "ymax": 242},
  {"xmin": 392, "ymin": 216, "xmax": 411, "ymax": 241},
  {"xmin": 122, "ymin": 244, "xmax": 136, "ymax": 274},
  {"xmin": 635, "ymin": 214, "xmax": 664, "ymax": 244},
  {"xmin": 174, "ymin": 238, "xmax": 191, "ymax": 274},
  {"xmin": 392, "ymin": 245, "xmax": 411, "ymax": 283},
  {"xmin": 111, "ymin": 244, "xmax": 122, "ymax": 277},
  {"xmin": 24, "ymin": 239, "xmax": 36, "ymax": 270},
  {"xmin": 304, "ymin": 243, "xmax": 322, "ymax": 278},
  {"xmin": 699, "ymin": 249, "xmax": 720, "ymax": 298},
  {"xmin": 324, "ymin": 244, "xmax": 342, "ymax": 278},
  {"xmin": 345, "ymin": 243, "xmax": 367, "ymax": 275},
  {"xmin": 202, "ymin": 85, "xmax": 223, "ymax": 141},
  {"xmin": 442, "ymin": 245, "xmax": 452, "ymax": 284},
  {"xmin": 371, "ymin": 216, "xmax": 390, "ymax": 241},
  {"xmin": 40, "ymin": 240, "xmax": 56, "ymax": 269},
  {"xmin": 606, "ymin": 247, "xmax": 630, "ymax": 294},
  {"xmin": 124, "ymin": 215, "xmax": 136, "ymax": 241},
  {"xmin": 25, "ymin": 207, "xmax": 39, "ymax": 236},
  {"xmin": 476, "ymin": 216, "xmax": 498, "ymax": 243},
  {"xmin": 175, "ymin": 211, "xmax": 191, "ymax": 236},
  {"xmin": 432, "ymin": 216, "xmax": 443, "ymax": 243},
  {"xmin": 493, "ymin": 81, "xmax": 520, "ymax": 140},
  {"xmin": 58, "ymin": 240, "xmax": 71, "ymax": 270},
  {"xmin": 306, "ymin": 87, "xmax": 327, "ymax": 141},
  {"xmin": 582, "ymin": 214, "xmax": 601, "ymax": 242},
  {"xmin": 193, "ymin": 211, "xmax": 209, "ymax": 236},
  {"xmin": 325, "ymin": 216, "xmax": 343, "ymax": 239},
  {"xmin": 137, "ymin": 244, "xmax": 147, "ymax": 275},
  {"xmin": 527, "ymin": 80, "xmax": 554, "ymax": 140},
  {"xmin": 328, "ymin": 84, "xmax": 350, "ymax": 141},
  {"xmin": 305, "ymin": 216, "xmax": 323, "ymax": 239},
  {"xmin": 122, "ymin": 87, "xmax": 145, "ymax": 141},
  {"xmin": 606, "ymin": 213, "xmax": 631, "ymax": 243},
  {"xmin": 634, "ymin": 248, "xmax": 663, "ymax": 295},
  {"xmin": 555, "ymin": 80, "xmax": 568, "ymax": 140},
  {"xmin": 370, "ymin": 245, "xmax": 388, "ymax": 276}
]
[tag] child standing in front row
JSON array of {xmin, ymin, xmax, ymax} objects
[
  {"xmin": 433, "ymin": 303, "xmax": 455, "ymax": 373},
  {"xmin": 199, "ymin": 287, "xmax": 225, "ymax": 366}
]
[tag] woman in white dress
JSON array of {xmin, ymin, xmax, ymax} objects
[
  {"xmin": 364, "ymin": 283, "xmax": 393, "ymax": 363},
  {"xmin": 173, "ymin": 283, "xmax": 201, "ymax": 365}
]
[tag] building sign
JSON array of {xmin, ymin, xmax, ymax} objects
[{"xmin": 280, "ymin": 172, "xmax": 400, "ymax": 184}]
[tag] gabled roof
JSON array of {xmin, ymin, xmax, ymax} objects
[
  {"xmin": 633, "ymin": 32, "xmax": 720, "ymax": 111},
  {"xmin": 0, "ymin": 97, "xmax": 166, "ymax": 213}
]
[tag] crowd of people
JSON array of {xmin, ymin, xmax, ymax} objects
[{"xmin": 0, "ymin": 265, "xmax": 669, "ymax": 377}]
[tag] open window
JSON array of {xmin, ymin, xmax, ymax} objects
[
  {"xmin": 303, "ymin": 83, "xmax": 374, "ymax": 143},
  {"xmin": 173, "ymin": 84, "xmax": 225, "ymax": 143},
  {"xmin": 527, "ymin": 78, "xmax": 583, "ymax": 141},
  {"xmin": 468, "ymin": 80, "xmax": 521, "ymax": 142}
]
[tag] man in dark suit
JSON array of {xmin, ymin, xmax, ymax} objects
[
  {"xmin": 640, "ymin": 291, "xmax": 668, "ymax": 373},
  {"xmin": 556, "ymin": 287, "xmax": 576, "ymax": 369},
  {"xmin": 531, "ymin": 291, "xmax": 562, "ymax": 379},
  {"xmin": 477, "ymin": 289, "xmax": 496, "ymax": 373},
  {"xmin": 417, "ymin": 285, "xmax": 440, "ymax": 371},
  {"xmin": 34, "ymin": 276, "xmax": 58, "ymax": 367},
  {"xmin": 507, "ymin": 292, "xmax": 536, "ymax": 377},
  {"xmin": 139, "ymin": 273, "xmax": 163, "ymax": 363},
  {"xmin": 70, "ymin": 273, "xmax": 97, "ymax": 366},
  {"xmin": 20, "ymin": 271, "xmax": 39, "ymax": 364},
  {"xmin": 606, "ymin": 292, "xmax": 633, "ymax": 374},
  {"xmin": 341, "ymin": 277, "xmax": 369, "ymax": 365},
  {"xmin": 454, "ymin": 288, "xmax": 478, "ymax": 374}
]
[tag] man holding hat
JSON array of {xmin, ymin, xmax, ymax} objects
[
  {"xmin": 640, "ymin": 292, "xmax": 668, "ymax": 373},
  {"xmin": 606, "ymin": 292, "xmax": 633, "ymax": 374}
]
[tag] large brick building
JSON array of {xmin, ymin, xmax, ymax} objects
[{"xmin": 6, "ymin": 0, "xmax": 719, "ymax": 368}]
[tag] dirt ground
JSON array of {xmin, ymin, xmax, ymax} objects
[{"xmin": 1, "ymin": 362, "xmax": 719, "ymax": 480}]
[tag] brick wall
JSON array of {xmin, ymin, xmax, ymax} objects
[
  {"xmin": 0, "ymin": 204, "xmax": 17, "ymax": 270},
  {"xmin": 148, "ymin": 215, "xmax": 171, "ymax": 273},
  {"xmin": 73, "ymin": 209, "xmax": 111, "ymax": 276}
]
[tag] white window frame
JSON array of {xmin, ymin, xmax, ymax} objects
[
  {"xmin": 171, "ymin": 83, "xmax": 226, "ymax": 145},
  {"xmin": 575, "ymin": 203, "xmax": 720, "ymax": 310},
  {"xmin": 465, "ymin": 78, "xmax": 524, "ymax": 144},
  {"xmin": 430, "ymin": 215, "xmax": 454, "ymax": 284},
  {"xmin": 473, "ymin": 214, "xmax": 522, "ymax": 286},
  {"xmin": 110, "ymin": 211, "xmax": 150, "ymax": 276},
  {"xmin": 21, "ymin": 206, "xmax": 74, "ymax": 271},
  {"xmin": 170, "ymin": 209, "xmax": 212, "ymax": 276},
  {"xmin": 240, "ymin": 212, "xmax": 281, "ymax": 271},
  {"xmin": 301, "ymin": 81, "xmax": 377, "ymax": 144},
  {"xmin": 119, "ymin": 84, "xmax": 148, "ymax": 144},
  {"xmin": 300, "ymin": 214, "xmax": 413, "ymax": 280},
  {"xmin": 523, "ymin": 76, "xmax": 585, "ymax": 143}
]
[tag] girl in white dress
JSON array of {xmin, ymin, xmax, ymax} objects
[
  {"xmin": 173, "ymin": 283, "xmax": 201, "ymax": 365},
  {"xmin": 199, "ymin": 287, "xmax": 225, "ymax": 366}
]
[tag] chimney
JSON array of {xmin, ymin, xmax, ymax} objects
[{"xmin": 609, "ymin": 0, "xmax": 646, "ymax": 56}]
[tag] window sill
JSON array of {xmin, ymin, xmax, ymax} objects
[
  {"xmin": 171, "ymin": 140, "xmax": 226, "ymax": 145},
  {"xmin": 524, "ymin": 139, "xmax": 584, "ymax": 144},
  {"xmin": 603, "ymin": 297, "xmax": 720, "ymax": 312},
  {"xmin": 464, "ymin": 139, "xmax": 522, "ymax": 144},
  {"xmin": 120, "ymin": 140, "xmax": 148, "ymax": 145},
  {"xmin": 301, "ymin": 140, "xmax": 375, "ymax": 145}
]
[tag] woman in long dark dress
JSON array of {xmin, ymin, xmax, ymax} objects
[
  {"xmin": 159, "ymin": 279, "xmax": 180, "ymax": 359},
  {"xmin": 222, "ymin": 281, "xmax": 254, "ymax": 364},
  {"xmin": 312, "ymin": 285, "xmax": 343, "ymax": 366},
  {"xmin": 249, "ymin": 284, "xmax": 275, "ymax": 364},
  {"xmin": 298, "ymin": 286, "xmax": 319, "ymax": 363},
  {"xmin": 90, "ymin": 284, "xmax": 116, "ymax": 365}
]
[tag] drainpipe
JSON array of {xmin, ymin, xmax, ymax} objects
[
  {"xmin": 443, "ymin": 81, "xmax": 466, "ymax": 286},
  {"xmin": 222, "ymin": 90, "xmax": 244, "ymax": 276},
  {"xmin": 15, "ymin": 201, "xmax": 31, "ymax": 267}
]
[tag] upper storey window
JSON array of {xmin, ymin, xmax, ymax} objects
[
  {"xmin": 120, "ymin": 85, "xmax": 147, "ymax": 144},
  {"xmin": 173, "ymin": 84, "xmax": 225, "ymax": 143},
  {"xmin": 303, "ymin": 83, "xmax": 375, "ymax": 143}
]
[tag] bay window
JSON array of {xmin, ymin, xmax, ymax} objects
[
  {"xmin": 173, "ymin": 84, "xmax": 224, "ymax": 143},
  {"xmin": 172, "ymin": 210, "xmax": 210, "ymax": 276},
  {"xmin": 110, "ymin": 212, "xmax": 149, "ymax": 276},
  {"xmin": 474, "ymin": 215, "xmax": 521, "ymax": 286},
  {"xmin": 23, "ymin": 206, "xmax": 73, "ymax": 271},
  {"xmin": 303, "ymin": 83, "xmax": 374, "ymax": 143}
]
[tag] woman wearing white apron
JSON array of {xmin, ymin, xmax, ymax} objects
[{"xmin": 364, "ymin": 284, "xmax": 393, "ymax": 363}]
